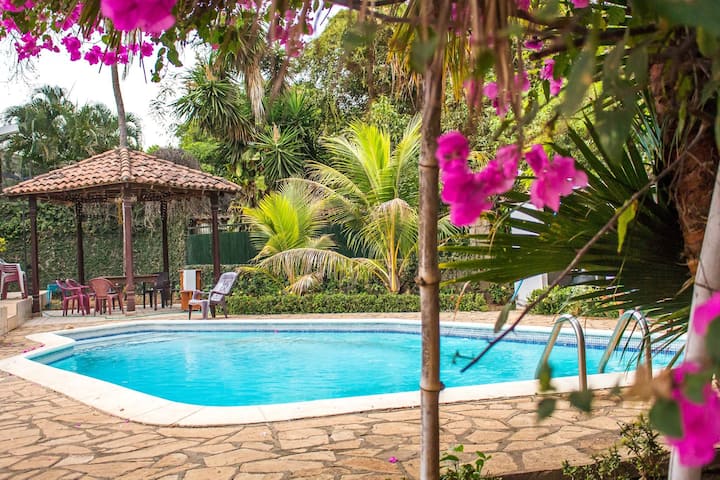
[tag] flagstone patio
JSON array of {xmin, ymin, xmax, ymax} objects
[{"xmin": 0, "ymin": 311, "xmax": 650, "ymax": 479}]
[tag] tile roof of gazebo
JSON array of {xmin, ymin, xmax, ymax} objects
[{"xmin": 2, "ymin": 148, "xmax": 241, "ymax": 202}]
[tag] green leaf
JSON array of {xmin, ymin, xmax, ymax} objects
[
  {"xmin": 453, "ymin": 445, "xmax": 464, "ymax": 453},
  {"xmin": 596, "ymin": 108, "xmax": 634, "ymax": 163},
  {"xmin": 607, "ymin": 5, "xmax": 626, "ymax": 25},
  {"xmin": 616, "ymin": 200, "xmax": 638, "ymax": 253},
  {"xmin": 560, "ymin": 42, "xmax": 596, "ymax": 117},
  {"xmin": 494, "ymin": 302, "xmax": 513, "ymax": 333},
  {"xmin": 683, "ymin": 372, "xmax": 711, "ymax": 404},
  {"xmin": 410, "ymin": 30, "xmax": 439, "ymax": 73},
  {"xmin": 705, "ymin": 316, "xmax": 720, "ymax": 363},
  {"xmin": 649, "ymin": 398, "xmax": 683, "ymax": 438},
  {"xmin": 342, "ymin": 22, "xmax": 377, "ymax": 52},
  {"xmin": 538, "ymin": 361, "xmax": 555, "ymax": 392},
  {"xmin": 568, "ymin": 390, "xmax": 593, "ymax": 412},
  {"xmin": 655, "ymin": 0, "xmax": 720, "ymax": 37},
  {"xmin": 627, "ymin": 47, "xmax": 649, "ymax": 88},
  {"xmin": 697, "ymin": 28, "xmax": 720, "ymax": 58},
  {"xmin": 538, "ymin": 397, "xmax": 557, "ymax": 420}
]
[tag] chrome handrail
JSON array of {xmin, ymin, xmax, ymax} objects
[
  {"xmin": 598, "ymin": 309, "xmax": 652, "ymax": 381},
  {"xmin": 535, "ymin": 314, "xmax": 587, "ymax": 391}
]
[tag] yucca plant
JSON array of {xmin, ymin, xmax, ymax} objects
[{"xmin": 441, "ymin": 107, "xmax": 691, "ymax": 347}]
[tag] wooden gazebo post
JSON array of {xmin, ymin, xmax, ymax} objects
[
  {"xmin": 210, "ymin": 192, "xmax": 221, "ymax": 283},
  {"xmin": 75, "ymin": 202, "xmax": 85, "ymax": 284},
  {"xmin": 28, "ymin": 196, "xmax": 40, "ymax": 314},
  {"xmin": 122, "ymin": 188, "xmax": 136, "ymax": 312}
]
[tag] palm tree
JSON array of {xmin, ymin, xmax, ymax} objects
[
  {"xmin": 308, "ymin": 115, "xmax": 439, "ymax": 293},
  {"xmin": 3, "ymin": 85, "xmax": 142, "ymax": 178},
  {"xmin": 242, "ymin": 181, "xmax": 356, "ymax": 294}
]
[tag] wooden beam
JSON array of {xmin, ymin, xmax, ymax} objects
[
  {"xmin": 161, "ymin": 200, "xmax": 170, "ymax": 274},
  {"xmin": 210, "ymin": 193, "xmax": 221, "ymax": 283},
  {"xmin": 122, "ymin": 190, "xmax": 136, "ymax": 312},
  {"xmin": 75, "ymin": 202, "xmax": 85, "ymax": 284},
  {"xmin": 28, "ymin": 197, "xmax": 40, "ymax": 314}
]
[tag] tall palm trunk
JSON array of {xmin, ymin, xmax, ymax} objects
[
  {"xmin": 649, "ymin": 33, "xmax": 720, "ymax": 480},
  {"xmin": 111, "ymin": 64, "xmax": 128, "ymax": 148},
  {"xmin": 649, "ymin": 37, "xmax": 718, "ymax": 276}
]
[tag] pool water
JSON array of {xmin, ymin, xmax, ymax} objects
[{"xmin": 35, "ymin": 329, "xmax": 677, "ymax": 407}]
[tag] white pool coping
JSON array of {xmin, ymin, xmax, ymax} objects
[{"xmin": 0, "ymin": 318, "xmax": 661, "ymax": 426}]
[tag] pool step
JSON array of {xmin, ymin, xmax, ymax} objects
[{"xmin": 0, "ymin": 296, "xmax": 33, "ymax": 335}]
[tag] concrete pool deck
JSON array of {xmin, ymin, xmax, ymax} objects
[{"xmin": 0, "ymin": 310, "xmax": 651, "ymax": 479}]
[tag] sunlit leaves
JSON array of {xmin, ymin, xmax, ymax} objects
[{"xmin": 616, "ymin": 200, "xmax": 638, "ymax": 253}]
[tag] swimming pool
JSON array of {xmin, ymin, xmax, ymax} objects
[{"xmin": 0, "ymin": 319, "xmax": 680, "ymax": 425}]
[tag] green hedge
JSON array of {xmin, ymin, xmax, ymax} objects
[{"xmin": 226, "ymin": 292, "xmax": 487, "ymax": 315}]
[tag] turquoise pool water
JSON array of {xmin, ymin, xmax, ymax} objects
[{"xmin": 33, "ymin": 328, "xmax": 677, "ymax": 407}]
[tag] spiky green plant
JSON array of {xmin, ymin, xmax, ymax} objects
[{"xmin": 441, "ymin": 108, "xmax": 691, "ymax": 347}]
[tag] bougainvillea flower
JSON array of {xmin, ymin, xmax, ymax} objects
[
  {"xmin": 516, "ymin": 0, "xmax": 530, "ymax": 10},
  {"xmin": 572, "ymin": 0, "xmax": 589, "ymax": 7},
  {"xmin": 540, "ymin": 59, "xmax": 563, "ymax": 96},
  {"xmin": 692, "ymin": 291, "xmax": 720, "ymax": 336},
  {"xmin": 436, "ymin": 131, "xmax": 470, "ymax": 170},
  {"xmin": 526, "ymin": 144, "xmax": 588, "ymax": 211},
  {"xmin": 524, "ymin": 38, "xmax": 543, "ymax": 51},
  {"xmin": 667, "ymin": 362, "xmax": 720, "ymax": 467},
  {"xmin": 479, "ymin": 144, "xmax": 520, "ymax": 195},
  {"xmin": 101, "ymin": 0, "xmax": 176, "ymax": 33},
  {"xmin": 448, "ymin": 181, "xmax": 494, "ymax": 226}
]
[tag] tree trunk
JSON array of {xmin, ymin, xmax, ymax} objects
[
  {"xmin": 668, "ymin": 163, "xmax": 720, "ymax": 479},
  {"xmin": 418, "ymin": 2, "xmax": 449, "ymax": 479},
  {"xmin": 111, "ymin": 64, "xmax": 128, "ymax": 149}
]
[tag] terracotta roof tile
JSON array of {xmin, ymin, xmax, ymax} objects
[{"xmin": 2, "ymin": 148, "xmax": 241, "ymax": 198}]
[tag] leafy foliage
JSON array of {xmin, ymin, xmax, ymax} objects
[
  {"xmin": 441, "ymin": 110, "xmax": 691, "ymax": 338},
  {"xmin": 2, "ymin": 85, "xmax": 141, "ymax": 182},
  {"xmin": 226, "ymin": 292, "xmax": 487, "ymax": 315},
  {"xmin": 439, "ymin": 445, "xmax": 499, "ymax": 480}
]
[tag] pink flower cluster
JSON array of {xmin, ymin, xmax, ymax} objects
[
  {"xmin": 667, "ymin": 361, "xmax": 720, "ymax": 467},
  {"xmin": 540, "ymin": 59, "xmax": 563, "ymax": 96},
  {"xmin": 100, "ymin": 0, "xmax": 176, "ymax": 33},
  {"xmin": 0, "ymin": 0, "xmax": 33, "ymax": 13},
  {"xmin": 270, "ymin": 8, "xmax": 314, "ymax": 57},
  {"xmin": 437, "ymin": 131, "xmax": 587, "ymax": 225}
]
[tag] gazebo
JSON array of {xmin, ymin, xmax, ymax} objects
[{"xmin": 2, "ymin": 148, "xmax": 242, "ymax": 313}]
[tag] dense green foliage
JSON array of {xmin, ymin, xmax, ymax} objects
[
  {"xmin": 226, "ymin": 292, "xmax": 487, "ymax": 315},
  {"xmin": 0, "ymin": 198, "xmax": 187, "ymax": 287},
  {"xmin": 1, "ymin": 85, "xmax": 141, "ymax": 184}
]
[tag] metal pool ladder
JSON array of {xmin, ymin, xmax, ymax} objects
[
  {"xmin": 597, "ymin": 309, "xmax": 652, "ymax": 381},
  {"xmin": 535, "ymin": 314, "xmax": 587, "ymax": 391}
]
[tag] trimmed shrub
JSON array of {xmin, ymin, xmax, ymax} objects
[{"xmin": 226, "ymin": 292, "xmax": 487, "ymax": 315}]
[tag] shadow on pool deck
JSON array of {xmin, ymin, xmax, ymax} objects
[{"xmin": 0, "ymin": 312, "xmax": 650, "ymax": 479}]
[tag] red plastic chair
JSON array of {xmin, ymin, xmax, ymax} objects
[
  {"xmin": 88, "ymin": 277, "xmax": 124, "ymax": 314},
  {"xmin": 56, "ymin": 280, "xmax": 90, "ymax": 315}
]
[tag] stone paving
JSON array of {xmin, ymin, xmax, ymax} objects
[{"xmin": 0, "ymin": 310, "xmax": 652, "ymax": 479}]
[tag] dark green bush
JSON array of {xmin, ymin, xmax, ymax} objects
[
  {"xmin": 226, "ymin": 292, "xmax": 487, "ymax": 315},
  {"xmin": 526, "ymin": 285, "xmax": 617, "ymax": 317}
]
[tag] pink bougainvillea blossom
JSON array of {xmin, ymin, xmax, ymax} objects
[
  {"xmin": 540, "ymin": 58, "xmax": 563, "ymax": 96},
  {"xmin": 667, "ymin": 362, "xmax": 720, "ymax": 467},
  {"xmin": 100, "ymin": 0, "xmax": 176, "ymax": 33},
  {"xmin": 516, "ymin": 0, "xmax": 530, "ymax": 11},
  {"xmin": 61, "ymin": 35, "xmax": 81, "ymax": 60},
  {"xmin": 526, "ymin": 144, "xmax": 588, "ymax": 212},
  {"xmin": 572, "ymin": 0, "xmax": 589, "ymax": 7},
  {"xmin": 479, "ymin": 144, "xmax": 521, "ymax": 195},
  {"xmin": 436, "ymin": 131, "xmax": 470, "ymax": 169},
  {"xmin": 524, "ymin": 37, "xmax": 543, "ymax": 51},
  {"xmin": 483, "ymin": 72, "xmax": 530, "ymax": 116},
  {"xmin": 388, "ymin": 456, "xmax": 398, "ymax": 464},
  {"xmin": 0, "ymin": 0, "xmax": 33, "ymax": 13},
  {"xmin": 438, "ymin": 133, "xmax": 525, "ymax": 226},
  {"xmin": 692, "ymin": 291, "xmax": 720, "ymax": 336}
]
